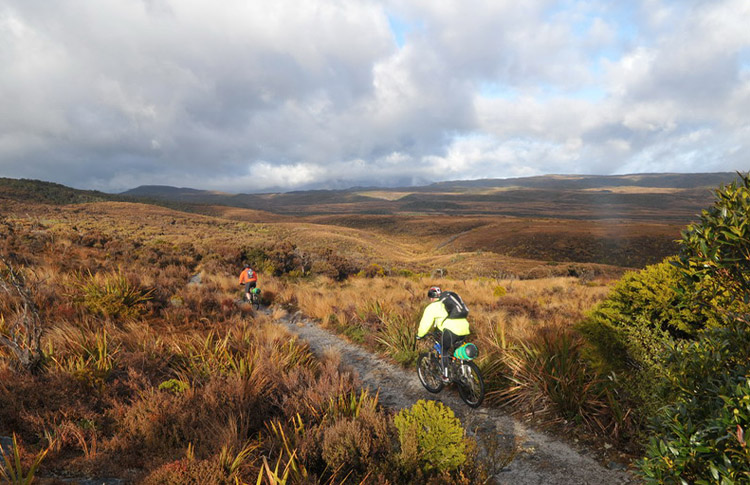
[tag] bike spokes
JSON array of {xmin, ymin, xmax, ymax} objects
[
  {"xmin": 417, "ymin": 352, "xmax": 444, "ymax": 393},
  {"xmin": 456, "ymin": 361, "xmax": 485, "ymax": 408}
]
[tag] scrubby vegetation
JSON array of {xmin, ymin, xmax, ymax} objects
[
  {"xmin": 0, "ymin": 209, "xmax": 496, "ymax": 483},
  {"xmin": 1, "ymin": 172, "xmax": 747, "ymax": 482},
  {"xmin": 579, "ymin": 173, "xmax": 750, "ymax": 482},
  {"xmin": 638, "ymin": 321, "xmax": 750, "ymax": 482},
  {"xmin": 268, "ymin": 173, "xmax": 750, "ymax": 481},
  {"xmin": 268, "ymin": 271, "xmax": 631, "ymax": 444}
]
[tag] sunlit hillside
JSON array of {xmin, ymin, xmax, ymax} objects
[
  {"xmin": 2, "ymin": 191, "xmax": 618, "ymax": 482},
  {"xmin": 2, "ymin": 186, "xmax": 627, "ymax": 280},
  {"xmin": 1, "ymin": 174, "xmax": 748, "ymax": 484}
]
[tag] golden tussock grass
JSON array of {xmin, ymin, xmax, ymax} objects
[
  {"xmin": 280, "ymin": 273, "xmax": 627, "ymax": 438},
  {"xmin": 0, "ymin": 197, "xmax": 639, "ymax": 480}
]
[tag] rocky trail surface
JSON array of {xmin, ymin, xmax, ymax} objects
[{"xmin": 279, "ymin": 310, "xmax": 638, "ymax": 485}]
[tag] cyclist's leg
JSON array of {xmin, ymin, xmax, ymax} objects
[
  {"xmin": 244, "ymin": 282, "xmax": 253, "ymax": 300},
  {"xmin": 441, "ymin": 329, "xmax": 460, "ymax": 378},
  {"xmin": 250, "ymin": 281, "xmax": 258, "ymax": 304}
]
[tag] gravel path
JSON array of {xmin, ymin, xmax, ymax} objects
[{"xmin": 279, "ymin": 311, "xmax": 638, "ymax": 485}]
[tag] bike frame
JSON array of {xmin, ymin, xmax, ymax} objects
[{"xmin": 417, "ymin": 331, "xmax": 484, "ymax": 407}]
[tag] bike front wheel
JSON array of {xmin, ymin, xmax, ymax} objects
[
  {"xmin": 456, "ymin": 361, "xmax": 484, "ymax": 408},
  {"xmin": 417, "ymin": 352, "xmax": 444, "ymax": 393}
]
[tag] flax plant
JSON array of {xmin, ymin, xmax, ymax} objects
[
  {"xmin": 0, "ymin": 434, "xmax": 48, "ymax": 485},
  {"xmin": 374, "ymin": 312, "xmax": 418, "ymax": 366},
  {"xmin": 263, "ymin": 414, "xmax": 310, "ymax": 484},
  {"xmin": 323, "ymin": 389, "xmax": 378, "ymax": 421},
  {"xmin": 179, "ymin": 331, "xmax": 260, "ymax": 380},
  {"xmin": 218, "ymin": 441, "xmax": 260, "ymax": 478},
  {"xmin": 494, "ymin": 328, "xmax": 609, "ymax": 430},
  {"xmin": 73, "ymin": 268, "xmax": 153, "ymax": 319},
  {"xmin": 48, "ymin": 328, "xmax": 119, "ymax": 390}
]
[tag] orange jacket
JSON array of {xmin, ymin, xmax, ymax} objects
[{"xmin": 239, "ymin": 268, "xmax": 258, "ymax": 284}]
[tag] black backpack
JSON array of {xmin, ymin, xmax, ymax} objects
[{"xmin": 439, "ymin": 291, "xmax": 469, "ymax": 319}]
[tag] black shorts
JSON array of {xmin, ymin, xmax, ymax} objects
[
  {"xmin": 441, "ymin": 329, "xmax": 467, "ymax": 358},
  {"xmin": 244, "ymin": 281, "xmax": 257, "ymax": 292}
]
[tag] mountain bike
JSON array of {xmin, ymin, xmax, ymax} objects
[
  {"xmin": 417, "ymin": 331, "xmax": 485, "ymax": 408},
  {"xmin": 241, "ymin": 287, "xmax": 261, "ymax": 310}
]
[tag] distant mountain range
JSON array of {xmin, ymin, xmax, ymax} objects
[
  {"xmin": 1, "ymin": 172, "xmax": 742, "ymax": 222},
  {"xmin": 119, "ymin": 172, "xmax": 741, "ymax": 221},
  {"xmin": 2, "ymin": 172, "xmax": 743, "ymax": 268}
]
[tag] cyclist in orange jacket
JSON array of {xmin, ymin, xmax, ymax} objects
[{"xmin": 238, "ymin": 263, "xmax": 258, "ymax": 301}]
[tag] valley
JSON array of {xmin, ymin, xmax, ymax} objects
[{"xmin": 0, "ymin": 172, "xmax": 745, "ymax": 483}]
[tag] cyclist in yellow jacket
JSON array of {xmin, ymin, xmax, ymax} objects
[{"xmin": 416, "ymin": 286, "xmax": 470, "ymax": 382}]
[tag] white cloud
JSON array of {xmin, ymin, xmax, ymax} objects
[{"xmin": 0, "ymin": 0, "xmax": 748, "ymax": 192}]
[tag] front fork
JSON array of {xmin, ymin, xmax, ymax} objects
[
  {"xmin": 433, "ymin": 342, "xmax": 448, "ymax": 377},
  {"xmin": 434, "ymin": 342, "xmax": 458, "ymax": 379}
]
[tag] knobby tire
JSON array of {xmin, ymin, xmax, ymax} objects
[
  {"xmin": 417, "ymin": 352, "xmax": 444, "ymax": 393},
  {"xmin": 456, "ymin": 360, "xmax": 484, "ymax": 408}
]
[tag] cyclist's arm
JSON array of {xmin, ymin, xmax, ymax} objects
[{"xmin": 417, "ymin": 302, "xmax": 443, "ymax": 338}]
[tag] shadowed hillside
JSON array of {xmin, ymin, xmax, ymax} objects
[
  {"xmin": 2, "ymin": 173, "xmax": 739, "ymax": 268},
  {"xmin": 0, "ymin": 177, "xmax": 114, "ymax": 205},
  {"xmin": 121, "ymin": 172, "xmax": 738, "ymax": 221}
]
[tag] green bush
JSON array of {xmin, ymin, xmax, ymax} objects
[
  {"xmin": 396, "ymin": 268, "xmax": 415, "ymax": 278},
  {"xmin": 638, "ymin": 321, "xmax": 750, "ymax": 483},
  {"xmin": 585, "ymin": 258, "xmax": 717, "ymax": 353},
  {"xmin": 394, "ymin": 400, "xmax": 466, "ymax": 473},
  {"xmin": 580, "ymin": 175, "xmax": 749, "ymax": 367},
  {"xmin": 360, "ymin": 263, "xmax": 386, "ymax": 278},
  {"xmin": 159, "ymin": 379, "xmax": 190, "ymax": 395},
  {"xmin": 579, "ymin": 259, "xmax": 724, "ymax": 414},
  {"xmin": 241, "ymin": 247, "xmax": 270, "ymax": 272},
  {"xmin": 677, "ymin": 172, "xmax": 750, "ymax": 314}
]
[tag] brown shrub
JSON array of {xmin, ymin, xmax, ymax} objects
[
  {"xmin": 141, "ymin": 457, "xmax": 228, "ymax": 485},
  {"xmin": 496, "ymin": 295, "xmax": 545, "ymax": 319},
  {"xmin": 271, "ymin": 358, "xmax": 358, "ymax": 422},
  {"xmin": 116, "ymin": 375, "xmax": 271, "ymax": 460},
  {"xmin": 321, "ymin": 403, "xmax": 393, "ymax": 477}
]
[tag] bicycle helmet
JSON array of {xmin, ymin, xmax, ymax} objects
[{"xmin": 427, "ymin": 286, "xmax": 441, "ymax": 298}]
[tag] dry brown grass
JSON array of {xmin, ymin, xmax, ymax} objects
[
  {"xmin": 0, "ymin": 189, "xmax": 655, "ymax": 475},
  {"xmin": 1, "ymin": 203, "xmax": 499, "ymax": 482},
  {"xmin": 281, "ymin": 275, "xmax": 611, "ymax": 340},
  {"xmin": 277, "ymin": 273, "xmax": 633, "ymax": 440}
]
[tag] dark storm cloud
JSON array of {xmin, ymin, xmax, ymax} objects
[{"xmin": 0, "ymin": 0, "xmax": 748, "ymax": 192}]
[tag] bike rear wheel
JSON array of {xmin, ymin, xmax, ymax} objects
[
  {"xmin": 251, "ymin": 293, "xmax": 260, "ymax": 310},
  {"xmin": 417, "ymin": 352, "xmax": 444, "ymax": 393},
  {"xmin": 456, "ymin": 361, "xmax": 484, "ymax": 408}
]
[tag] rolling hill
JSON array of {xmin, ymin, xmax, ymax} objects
[
  {"xmin": 121, "ymin": 172, "xmax": 738, "ymax": 221},
  {"xmin": 1, "ymin": 172, "xmax": 742, "ymax": 270}
]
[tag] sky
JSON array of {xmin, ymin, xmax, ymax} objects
[{"xmin": 1, "ymin": 0, "xmax": 749, "ymax": 193}]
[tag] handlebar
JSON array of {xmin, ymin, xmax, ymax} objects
[{"xmin": 417, "ymin": 330, "xmax": 441, "ymax": 341}]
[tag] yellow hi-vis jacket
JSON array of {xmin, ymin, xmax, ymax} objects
[{"xmin": 417, "ymin": 300, "xmax": 470, "ymax": 338}]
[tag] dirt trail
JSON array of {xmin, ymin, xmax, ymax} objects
[{"xmin": 278, "ymin": 311, "xmax": 637, "ymax": 485}]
